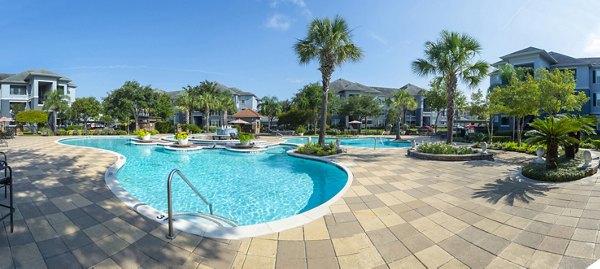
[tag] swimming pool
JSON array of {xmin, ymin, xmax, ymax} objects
[
  {"xmin": 285, "ymin": 136, "xmax": 411, "ymax": 148},
  {"xmin": 60, "ymin": 137, "xmax": 348, "ymax": 229}
]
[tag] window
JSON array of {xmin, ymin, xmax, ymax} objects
[
  {"xmin": 514, "ymin": 63, "xmax": 534, "ymax": 77},
  {"xmin": 9, "ymin": 85, "xmax": 26, "ymax": 95},
  {"xmin": 594, "ymin": 70, "xmax": 597, "ymax": 83},
  {"xmin": 241, "ymin": 99, "xmax": 245, "ymax": 104},
  {"xmin": 501, "ymin": 117, "xmax": 510, "ymax": 126},
  {"xmin": 595, "ymin": 93, "xmax": 597, "ymax": 107}
]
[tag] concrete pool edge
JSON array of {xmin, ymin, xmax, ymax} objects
[{"xmin": 56, "ymin": 137, "xmax": 354, "ymax": 240}]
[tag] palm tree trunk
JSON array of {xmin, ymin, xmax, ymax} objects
[
  {"xmin": 395, "ymin": 109, "xmax": 402, "ymax": 140},
  {"xmin": 488, "ymin": 115, "xmax": 493, "ymax": 143},
  {"xmin": 445, "ymin": 75, "xmax": 457, "ymax": 144},
  {"xmin": 546, "ymin": 142, "xmax": 559, "ymax": 169},
  {"xmin": 223, "ymin": 110, "xmax": 228, "ymax": 127},
  {"xmin": 185, "ymin": 110, "xmax": 190, "ymax": 125},
  {"xmin": 319, "ymin": 72, "xmax": 331, "ymax": 146},
  {"xmin": 204, "ymin": 107, "xmax": 210, "ymax": 133}
]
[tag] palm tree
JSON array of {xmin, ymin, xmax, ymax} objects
[
  {"xmin": 259, "ymin": 96, "xmax": 282, "ymax": 130},
  {"xmin": 412, "ymin": 31, "xmax": 489, "ymax": 144},
  {"xmin": 217, "ymin": 92, "xmax": 236, "ymax": 127},
  {"xmin": 525, "ymin": 117, "xmax": 581, "ymax": 169},
  {"xmin": 564, "ymin": 115, "xmax": 597, "ymax": 159},
  {"xmin": 387, "ymin": 89, "xmax": 417, "ymax": 140},
  {"xmin": 196, "ymin": 81, "xmax": 219, "ymax": 133},
  {"xmin": 174, "ymin": 90, "xmax": 195, "ymax": 125},
  {"xmin": 42, "ymin": 90, "xmax": 70, "ymax": 133},
  {"xmin": 294, "ymin": 15, "xmax": 363, "ymax": 146}
]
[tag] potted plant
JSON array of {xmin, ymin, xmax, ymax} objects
[
  {"xmin": 296, "ymin": 126, "xmax": 306, "ymax": 136},
  {"xmin": 239, "ymin": 133, "xmax": 255, "ymax": 146},
  {"xmin": 135, "ymin": 129, "xmax": 151, "ymax": 141},
  {"xmin": 175, "ymin": 131, "xmax": 189, "ymax": 145}
]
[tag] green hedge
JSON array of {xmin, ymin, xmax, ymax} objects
[
  {"xmin": 522, "ymin": 155, "xmax": 596, "ymax": 182},
  {"xmin": 296, "ymin": 142, "xmax": 339, "ymax": 156},
  {"xmin": 417, "ymin": 143, "xmax": 475, "ymax": 155}
]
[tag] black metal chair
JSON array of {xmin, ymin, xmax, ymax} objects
[{"xmin": 0, "ymin": 158, "xmax": 13, "ymax": 233}]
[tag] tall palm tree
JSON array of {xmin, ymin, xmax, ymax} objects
[
  {"xmin": 259, "ymin": 96, "xmax": 282, "ymax": 130},
  {"xmin": 294, "ymin": 15, "xmax": 363, "ymax": 146},
  {"xmin": 525, "ymin": 117, "xmax": 581, "ymax": 169},
  {"xmin": 174, "ymin": 90, "xmax": 195, "ymax": 125},
  {"xmin": 42, "ymin": 90, "xmax": 70, "ymax": 133},
  {"xmin": 196, "ymin": 81, "xmax": 219, "ymax": 133},
  {"xmin": 564, "ymin": 115, "xmax": 597, "ymax": 159},
  {"xmin": 217, "ymin": 92, "xmax": 236, "ymax": 127},
  {"xmin": 387, "ymin": 89, "xmax": 417, "ymax": 140},
  {"xmin": 412, "ymin": 31, "xmax": 489, "ymax": 144}
]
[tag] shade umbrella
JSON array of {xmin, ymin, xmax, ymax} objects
[
  {"xmin": 229, "ymin": 119, "xmax": 249, "ymax": 125},
  {"xmin": 348, "ymin": 120, "xmax": 362, "ymax": 124},
  {"xmin": 465, "ymin": 123, "xmax": 477, "ymax": 129}
]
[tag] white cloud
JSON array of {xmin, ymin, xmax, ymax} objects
[
  {"xmin": 584, "ymin": 29, "xmax": 600, "ymax": 55},
  {"xmin": 265, "ymin": 14, "xmax": 290, "ymax": 31},
  {"xmin": 369, "ymin": 32, "xmax": 389, "ymax": 47},
  {"xmin": 269, "ymin": 0, "xmax": 312, "ymax": 18}
]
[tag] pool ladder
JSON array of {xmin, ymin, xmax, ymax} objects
[{"xmin": 166, "ymin": 168, "xmax": 214, "ymax": 239}]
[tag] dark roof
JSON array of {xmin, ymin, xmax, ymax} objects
[
  {"xmin": 167, "ymin": 82, "xmax": 256, "ymax": 97},
  {"xmin": 331, "ymin": 79, "xmax": 424, "ymax": 97},
  {"xmin": 500, "ymin": 47, "xmax": 557, "ymax": 64},
  {"xmin": 0, "ymin": 69, "xmax": 72, "ymax": 84},
  {"xmin": 548, "ymin": 52, "xmax": 585, "ymax": 67}
]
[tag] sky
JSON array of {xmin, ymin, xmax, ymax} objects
[{"xmin": 2, "ymin": 0, "xmax": 600, "ymax": 100}]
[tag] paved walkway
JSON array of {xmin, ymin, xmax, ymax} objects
[{"xmin": 1, "ymin": 136, "xmax": 600, "ymax": 268}]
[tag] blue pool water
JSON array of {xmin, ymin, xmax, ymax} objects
[
  {"xmin": 286, "ymin": 136, "xmax": 411, "ymax": 148},
  {"xmin": 60, "ymin": 137, "xmax": 348, "ymax": 226}
]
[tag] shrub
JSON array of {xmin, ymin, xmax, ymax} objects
[
  {"xmin": 16, "ymin": 110, "xmax": 48, "ymax": 125},
  {"xmin": 57, "ymin": 129, "xmax": 67, "ymax": 136},
  {"xmin": 486, "ymin": 135, "xmax": 513, "ymax": 143},
  {"xmin": 239, "ymin": 133, "xmax": 255, "ymax": 143},
  {"xmin": 296, "ymin": 141, "xmax": 339, "ymax": 156},
  {"xmin": 65, "ymin": 125, "xmax": 84, "ymax": 131},
  {"xmin": 175, "ymin": 132, "xmax": 188, "ymax": 140},
  {"xmin": 134, "ymin": 129, "xmax": 149, "ymax": 138},
  {"xmin": 180, "ymin": 124, "xmax": 201, "ymax": 134},
  {"xmin": 209, "ymin": 126, "xmax": 217, "ymax": 133},
  {"xmin": 296, "ymin": 126, "xmax": 306, "ymax": 134},
  {"xmin": 155, "ymin": 120, "xmax": 174, "ymax": 134},
  {"xmin": 416, "ymin": 143, "xmax": 475, "ymax": 155},
  {"xmin": 522, "ymin": 155, "xmax": 596, "ymax": 182},
  {"xmin": 150, "ymin": 129, "xmax": 159, "ymax": 135},
  {"xmin": 116, "ymin": 130, "xmax": 128, "ymax": 135},
  {"xmin": 466, "ymin": 132, "xmax": 486, "ymax": 142}
]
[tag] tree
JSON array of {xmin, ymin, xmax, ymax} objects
[
  {"xmin": 103, "ymin": 81, "xmax": 156, "ymax": 131},
  {"xmin": 259, "ymin": 96, "xmax": 282, "ymax": 130},
  {"xmin": 42, "ymin": 90, "xmax": 70, "ymax": 133},
  {"xmin": 70, "ymin": 97, "xmax": 102, "ymax": 130},
  {"xmin": 535, "ymin": 68, "xmax": 588, "ymax": 116},
  {"xmin": 194, "ymin": 81, "xmax": 219, "ymax": 133},
  {"xmin": 216, "ymin": 92, "xmax": 236, "ymax": 127},
  {"xmin": 387, "ymin": 89, "xmax": 417, "ymax": 140},
  {"xmin": 469, "ymin": 89, "xmax": 493, "ymax": 142},
  {"xmin": 526, "ymin": 117, "xmax": 581, "ymax": 169},
  {"xmin": 294, "ymin": 15, "xmax": 363, "ymax": 145},
  {"xmin": 412, "ymin": 31, "xmax": 489, "ymax": 144},
  {"xmin": 175, "ymin": 90, "xmax": 195, "ymax": 125},
  {"xmin": 489, "ymin": 74, "xmax": 540, "ymax": 145},
  {"xmin": 563, "ymin": 115, "xmax": 597, "ymax": 159},
  {"xmin": 339, "ymin": 95, "xmax": 382, "ymax": 133},
  {"xmin": 327, "ymin": 95, "xmax": 344, "ymax": 127},
  {"xmin": 153, "ymin": 92, "xmax": 174, "ymax": 119},
  {"xmin": 292, "ymin": 83, "xmax": 324, "ymax": 133},
  {"xmin": 16, "ymin": 110, "xmax": 48, "ymax": 134},
  {"xmin": 422, "ymin": 82, "xmax": 446, "ymax": 133}
]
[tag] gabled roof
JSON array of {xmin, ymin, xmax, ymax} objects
[
  {"xmin": 233, "ymin": 108, "xmax": 261, "ymax": 118},
  {"xmin": 168, "ymin": 82, "xmax": 257, "ymax": 98},
  {"xmin": 548, "ymin": 52, "xmax": 585, "ymax": 67},
  {"xmin": 500, "ymin": 47, "xmax": 557, "ymax": 64},
  {"xmin": 0, "ymin": 69, "xmax": 73, "ymax": 84},
  {"xmin": 399, "ymin": 83, "xmax": 426, "ymax": 95},
  {"xmin": 330, "ymin": 79, "xmax": 379, "ymax": 94}
]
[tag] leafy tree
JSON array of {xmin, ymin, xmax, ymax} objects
[
  {"xmin": 535, "ymin": 68, "xmax": 588, "ymax": 116},
  {"xmin": 277, "ymin": 107, "xmax": 313, "ymax": 127},
  {"xmin": 194, "ymin": 81, "xmax": 219, "ymax": 133},
  {"xmin": 71, "ymin": 97, "xmax": 102, "ymax": 130},
  {"xmin": 42, "ymin": 90, "xmax": 70, "ymax": 132},
  {"xmin": 279, "ymin": 99, "xmax": 293, "ymax": 111},
  {"xmin": 327, "ymin": 95, "xmax": 344, "ymax": 127},
  {"xmin": 489, "ymin": 74, "xmax": 540, "ymax": 145},
  {"xmin": 294, "ymin": 15, "xmax": 363, "ymax": 145},
  {"xmin": 16, "ymin": 110, "xmax": 48, "ymax": 133},
  {"xmin": 292, "ymin": 83, "xmax": 324, "ymax": 133},
  {"xmin": 340, "ymin": 95, "xmax": 382, "ymax": 133},
  {"xmin": 422, "ymin": 81, "xmax": 446, "ymax": 133},
  {"xmin": 175, "ymin": 90, "xmax": 195, "ymax": 125},
  {"xmin": 526, "ymin": 117, "xmax": 581, "ymax": 169},
  {"xmin": 103, "ymin": 81, "xmax": 156, "ymax": 131},
  {"xmin": 412, "ymin": 31, "xmax": 489, "ymax": 144},
  {"xmin": 259, "ymin": 96, "xmax": 282, "ymax": 130},
  {"xmin": 469, "ymin": 89, "xmax": 493, "ymax": 142},
  {"xmin": 387, "ymin": 89, "xmax": 417, "ymax": 140},
  {"xmin": 153, "ymin": 92, "xmax": 174, "ymax": 119}
]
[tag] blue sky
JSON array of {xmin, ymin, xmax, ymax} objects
[{"xmin": 2, "ymin": 0, "xmax": 599, "ymax": 100}]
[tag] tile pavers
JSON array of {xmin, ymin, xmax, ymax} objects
[{"xmin": 0, "ymin": 137, "xmax": 600, "ymax": 268}]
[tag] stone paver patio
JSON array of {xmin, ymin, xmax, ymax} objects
[{"xmin": 1, "ymin": 136, "xmax": 600, "ymax": 268}]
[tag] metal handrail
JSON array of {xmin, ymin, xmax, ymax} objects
[{"xmin": 166, "ymin": 169, "xmax": 213, "ymax": 239}]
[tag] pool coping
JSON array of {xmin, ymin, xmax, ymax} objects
[
  {"xmin": 55, "ymin": 136, "xmax": 354, "ymax": 240},
  {"xmin": 280, "ymin": 135, "xmax": 412, "ymax": 149}
]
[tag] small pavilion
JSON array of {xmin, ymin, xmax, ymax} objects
[{"xmin": 232, "ymin": 109, "xmax": 262, "ymax": 134}]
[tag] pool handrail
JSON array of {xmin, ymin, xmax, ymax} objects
[{"xmin": 166, "ymin": 168, "xmax": 213, "ymax": 239}]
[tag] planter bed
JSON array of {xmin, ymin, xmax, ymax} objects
[{"xmin": 407, "ymin": 149, "xmax": 494, "ymax": 161}]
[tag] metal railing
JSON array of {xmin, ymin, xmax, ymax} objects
[{"xmin": 166, "ymin": 169, "xmax": 212, "ymax": 239}]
